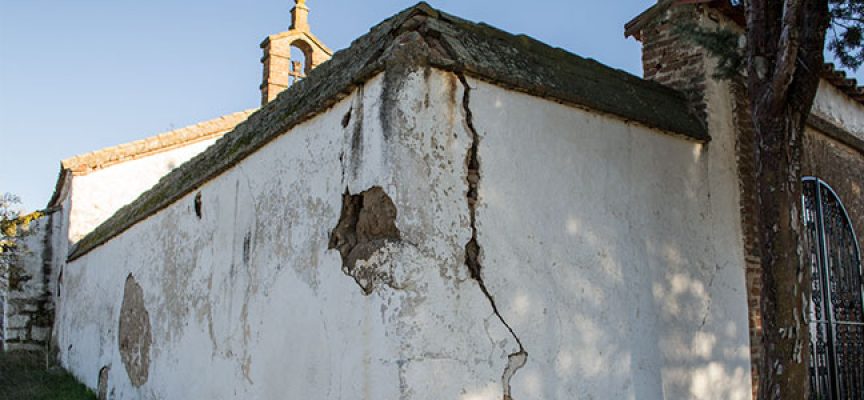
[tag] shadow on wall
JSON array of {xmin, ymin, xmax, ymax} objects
[{"xmin": 474, "ymin": 88, "xmax": 750, "ymax": 399}]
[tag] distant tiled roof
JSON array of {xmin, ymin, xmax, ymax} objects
[
  {"xmin": 68, "ymin": 2, "xmax": 708, "ymax": 260},
  {"xmin": 625, "ymin": 0, "xmax": 864, "ymax": 107},
  {"xmin": 61, "ymin": 110, "xmax": 256, "ymax": 175},
  {"xmin": 46, "ymin": 109, "xmax": 255, "ymax": 210},
  {"xmin": 822, "ymin": 63, "xmax": 864, "ymax": 103}
]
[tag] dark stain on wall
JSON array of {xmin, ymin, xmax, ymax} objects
[
  {"xmin": 118, "ymin": 274, "xmax": 151, "ymax": 387},
  {"xmin": 194, "ymin": 192, "xmax": 203, "ymax": 219}
]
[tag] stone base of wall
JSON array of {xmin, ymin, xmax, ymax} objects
[
  {"xmin": 1, "ymin": 217, "xmax": 53, "ymax": 352},
  {"xmin": 3, "ymin": 298, "xmax": 52, "ymax": 351}
]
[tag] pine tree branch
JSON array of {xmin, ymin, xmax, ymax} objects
[{"xmin": 768, "ymin": 0, "xmax": 803, "ymax": 113}]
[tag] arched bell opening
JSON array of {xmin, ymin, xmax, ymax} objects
[{"xmin": 289, "ymin": 40, "xmax": 315, "ymax": 85}]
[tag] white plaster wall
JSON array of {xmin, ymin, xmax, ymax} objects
[
  {"xmin": 468, "ymin": 73, "xmax": 752, "ymax": 400},
  {"xmin": 57, "ymin": 69, "xmax": 521, "ymax": 399},
  {"xmin": 56, "ymin": 67, "xmax": 752, "ymax": 400},
  {"xmin": 67, "ymin": 138, "xmax": 219, "ymax": 243},
  {"xmin": 47, "ymin": 199, "xmax": 71, "ymax": 355},
  {"xmin": 813, "ymin": 79, "xmax": 864, "ymax": 142}
]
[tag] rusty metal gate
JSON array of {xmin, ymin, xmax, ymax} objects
[{"xmin": 803, "ymin": 177, "xmax": 864, "ymax": 399}]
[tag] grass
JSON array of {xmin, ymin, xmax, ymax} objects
[{"xmin": 0, "ymin": 350, "xmax": 96, "ymax": 400}]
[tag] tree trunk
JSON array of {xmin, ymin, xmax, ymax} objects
[
  {"xmin": 753, "ymin": 107, "xmax": 809, "ymax": 400},
  {"xmin": 745, "ymin": 0, "xmax": 829, "ymax": 398}
]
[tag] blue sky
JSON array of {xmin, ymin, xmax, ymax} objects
[{"xmin": 0, "ymin": 1, "xmax": 860, "ymax": 212}]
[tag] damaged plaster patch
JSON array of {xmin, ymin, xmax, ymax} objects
[
  {"xmin": 97, "ymin": 366, "xmax": 110, "ymax": 400},
  {"xmin": 328, "ymin": 186, "xmax": 401, "ymax": 294},
  {"xmin": 458, "ymin": 73, "xmax": 528, "ymax": 399},
  {"xmin": 118, "ymin": 274, "xmax": 152, "ymax": 387}
]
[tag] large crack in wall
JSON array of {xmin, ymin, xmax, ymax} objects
[
  {"xmin": 328, "ymin": 186, "xmax": 401, "ymax": 294},
  {"xmin": 458, "ymin": 73, "xmax": 528, "ymax": 399}
]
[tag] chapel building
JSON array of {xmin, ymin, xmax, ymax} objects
[{"xmin": 1, "ymin": 1, "xmax": 862, "ymax": 399}]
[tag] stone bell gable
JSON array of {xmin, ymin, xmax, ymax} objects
[{"xmin": 259, "ymin": 0, "xmax": 332, "ymax": 105}]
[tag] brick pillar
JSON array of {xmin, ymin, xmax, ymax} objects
[
  {"xmin": 634, "ymin": 4, "xmax": 709, "ymax": 123},
  {"xmin": 260, "ymin": 38, "xmax": 292, "ymax": 105},
  {"xmin": 729, "ymin": 78, "xmax": 766, "ymax": 400}
]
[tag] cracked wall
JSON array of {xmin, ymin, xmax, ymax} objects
[
  {"xmin": 53, "ymin": 60, "xmax": 755, "ymax": 399},
  {"xmin": 465, "ymin": 71, "xmax": 752, "ymax": 399},
  {"xmin": 56, "ymin": 69, "xmax": 522, "ymax": 399}
]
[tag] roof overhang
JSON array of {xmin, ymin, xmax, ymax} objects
[{"xmin": 68, "ymin": 2, "xmax": 709, "ymax": 261}]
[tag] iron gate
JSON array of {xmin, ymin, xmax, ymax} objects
[{"xmin": 803, "ymin": 178, "xmax": 864, "ymax": 399}]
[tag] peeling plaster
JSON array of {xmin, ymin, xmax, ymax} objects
[
  {"xmin": 118, "ymin": 274, "xmax": 151, "ymax": 387},
  {"xmin": 329, "ymin": 186, "xmax": 402, "ymax": 294},
  {"xmin": 97, "ymin": 365, "xmax": 110, "ymax": 400}
]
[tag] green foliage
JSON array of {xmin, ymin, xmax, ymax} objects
[
  {"xmin": 0, "ymin": 193, "xmax": 42, "ymax": 282},
  {"xmin": 0, "ymin": 351, "xmax": 96, "ymax": 400},
  {"xmin": 1, "ymin": 193, "xmax": 23, "ymax": 280},
  {"xmin": 674, "ymin": 22, "xmax": 744, "ymax": 79},
  {"xmin": 674, "ymin": 1, "xmax": 864, "ymax": 78},
  {"xmin": 829, "ymin": 0, "xmax": 864, "ymax": 69}
]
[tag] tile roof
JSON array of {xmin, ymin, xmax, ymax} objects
[
  {"xmin": 69, "ymin": 2, "xmax": 708, "ymax": 260},
  {"xmin": 61, "ymin": 110, "xmax": 256, "ymax": 175},
  {"xmin": 46, "ymin": 110, "xmax": 254, "ymax": 210}
]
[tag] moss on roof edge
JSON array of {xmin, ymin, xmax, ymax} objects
[{"xmin": 69, "ymin": 2, "xmax": 707, "ymax": 260}]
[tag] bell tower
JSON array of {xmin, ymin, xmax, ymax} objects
[{"xmin": 260, "ymin": 0, "xmax": 332, "ymax": 105}]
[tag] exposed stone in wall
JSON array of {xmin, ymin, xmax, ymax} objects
[
  {"xmin": 328, "ymin": 186, "xmax": 401, "ymax": 294},
  {"xmin": 118, "ymin": 274, "xmax": 151, "ymax": 387},
  {"xmin": 458, "ymin": 73, "xmax": 527, "ymax": 398},
  {"xmin": 97, "ymin": 365, "xmax": 110, "ymax": 400},
  {"xmin": 1, "ymin": 215, "xmax": 54, "ymax": 352}
]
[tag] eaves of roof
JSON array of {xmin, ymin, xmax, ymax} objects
[
  {"xmin": 69, "ymin": 2, "xmax": 708, "ymax": 260},
  {"xmin": 46, "ymin": 110, "xmax": 255, "ymax": 210}
]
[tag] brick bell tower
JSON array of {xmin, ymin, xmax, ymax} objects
[{"xmin": 260, "ymin": 0, "xmax": 332, "ymax": 105}]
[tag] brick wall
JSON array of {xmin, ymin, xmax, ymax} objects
[
  {"xmin": 730, "ymin": 79, "xmax": 765, "ymax": 400},
  {"xmin": 639, "ymin": 5, "xmax": 708, "ymax": 124},
  {"xmin": 803, "ymin": 130, "xmax": 864, "ymax": 255}
]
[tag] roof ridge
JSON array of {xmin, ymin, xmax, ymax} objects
[
  {"xmin": 68, "ymin": 2, "xmax": 705, "ymax": 260},
  {"xmin": 61, "ymin": 109, "xmax": 256, "ymax": 175}
]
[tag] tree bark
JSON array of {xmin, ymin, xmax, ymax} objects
[{"xmin": 745, "ymin": 0, "xmax": 829, "ymax": 398}]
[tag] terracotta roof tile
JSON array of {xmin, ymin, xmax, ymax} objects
[{"xmin": 61, "ymin": 109, "xmax": 255, "ymax": 175}]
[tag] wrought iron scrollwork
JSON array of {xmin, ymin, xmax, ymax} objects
[{"xmin": 804, "ymin": 178, "xmax": 864, "ymax": 400}]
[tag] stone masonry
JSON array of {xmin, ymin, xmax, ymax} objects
[{"xmin": 1, "ymin": 215, "xmax": 53, "ymax": 351}]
